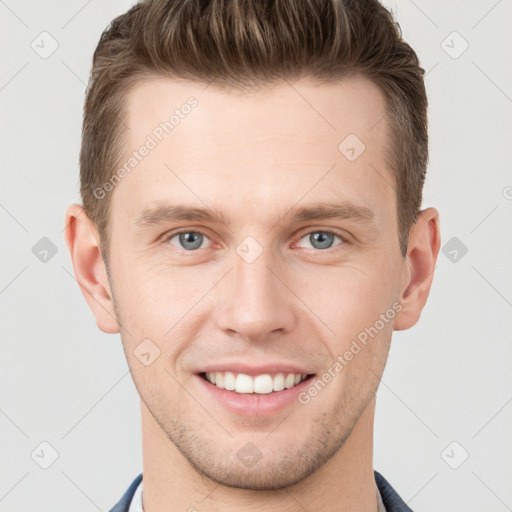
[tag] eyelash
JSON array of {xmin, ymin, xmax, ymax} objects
[{"xmin": 163, "ymin": 228, "xmax": 347, "ymax": 252}]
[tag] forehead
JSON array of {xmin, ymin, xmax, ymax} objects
[
  {"xmin": 124, "ymin": 74, "xmax": 388, "ymax": 155},
  {"xmin": 111, "ymin": 75, "xmax": 395, "ymax": 229}
]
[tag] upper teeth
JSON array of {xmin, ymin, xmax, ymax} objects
[{"xmin": 205, "ymin": 372, "xmax": 308, "ymax": 394}]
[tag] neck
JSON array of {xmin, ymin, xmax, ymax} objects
[{"xmin": 140, "ymin": 397, "xmax": 378, "ymax": 512}]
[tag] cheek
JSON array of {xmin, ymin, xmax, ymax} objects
[
  {"xmin": 112, "ymin": 257, "xmax": 187, "ymax": 311},
  {"xmin": 298, "ymin": 263, "xmax": 400, "ymax": 338},
  {"xmin": 110, "ymin": 258, "xmax": 214, "ymax": 351}
]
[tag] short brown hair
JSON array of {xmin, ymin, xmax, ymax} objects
[{"xmin": 80, "ymin": 0, "xmax": 428, "ymax": 259}]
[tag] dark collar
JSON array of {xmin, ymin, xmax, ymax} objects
[{"xmin": 374, "ymin": 470, "xmax": 414, "ymax": 512}]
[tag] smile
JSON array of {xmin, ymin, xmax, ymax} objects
[{"xmin": 201, "ymin": 371, "xmax": 312, "ymax": 394}]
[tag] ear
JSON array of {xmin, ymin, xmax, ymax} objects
[
  {"xmin": 394, "ymin": 207, "xmax": 441, "ymax": 331},
  {"xmin": 64, "ymin": 204, "xmax": 120, "ymax": 334}
]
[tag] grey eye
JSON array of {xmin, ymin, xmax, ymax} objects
[
  {"xmin": 169, "ymin": 231, "xmax": 208, "ymax": 250},
  {"xmin": 299, "ymin": 231, "xmax": 342, "ymax": 250}
]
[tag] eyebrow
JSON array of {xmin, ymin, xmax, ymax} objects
[
  {"xmin": 134, "ymin": 201, "xmax": 375, "ymax": 229},
  {"xmin": 290, "ymin": 202, "xmax": 374, "ymax": 224},
  {"xmin": 135, "ymin": 204, "xmax": 229, "ymax": 227}
]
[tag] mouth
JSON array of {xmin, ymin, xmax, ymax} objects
[{"xmin": 198, "ymin": 371, "xmax": 316, "ymax": 394}]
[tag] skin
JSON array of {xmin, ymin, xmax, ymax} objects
[{"xmin": 65, "ymin": 75, "xmax": 440, "ymax": 512}]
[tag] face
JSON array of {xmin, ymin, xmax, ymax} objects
[{"xmin": 103, "ymin": 76, "xmax": 408, "ymax": 489}]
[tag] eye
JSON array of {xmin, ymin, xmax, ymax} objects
[
  {"xmin": 167, "ymin": 231, "xmax": 211, "ymax": 251},
  {"xmin": 297, "ymin": 230, "xmax": 344, "ymax": 250},
  {"xmin": 164, "ymin": 229, "xmax": 345, "ymax": 253}
]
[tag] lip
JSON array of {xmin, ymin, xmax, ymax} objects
[
  {"xmin": 196, "ymin": 363, "xmax": 312, "ymax": 376},
  {"xmin": 194, "ymin": 372, "xmax": 316, "ymax": 416}
]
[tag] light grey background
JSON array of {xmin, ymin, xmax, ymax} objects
[{"xmin": 1, "ymin": 1, "xmax": 511, "ymax": 511}]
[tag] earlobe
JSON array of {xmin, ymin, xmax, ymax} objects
[
  {"xmin": 64, "ymin": 204, "xmax": 120, "ymax": 334},
  {"xmin": 394, "ymin": 208, "xmax": 441, "ymax": 331}
]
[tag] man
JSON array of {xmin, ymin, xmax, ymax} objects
[{"xmin": 65, "ymin": 0, "xmax": 440, "ymax": 510}]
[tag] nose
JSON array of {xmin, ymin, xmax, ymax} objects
[{"xmin": 215, "ymin": 248, "xmax": 297, "ymax": 342}]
